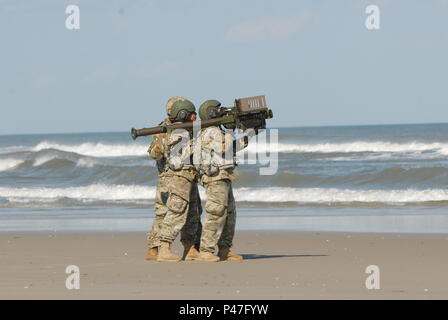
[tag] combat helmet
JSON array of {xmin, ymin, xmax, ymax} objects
[
  {"xmin": 199, "ymin": 99, "xmax": 223, "ymax": 120},
  {"xmin": 171, "ymin": 99, "xmax": 196, "ymax": 122},
  {"xmin": 166, "ymin": 96, "xmax": 186, "ymax": 117}
]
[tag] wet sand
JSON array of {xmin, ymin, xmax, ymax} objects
[{"xmin": 1, "ymin": 231, "xmax": 447, "ymax": 299}]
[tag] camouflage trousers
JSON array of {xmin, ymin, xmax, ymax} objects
[
  {"xmin": 147, "ymin": 175, "xmax": 202, "ymax": 248},
  {"xmin": 200, "ymin": 179, "xmax": 236, "ymax": 253}
]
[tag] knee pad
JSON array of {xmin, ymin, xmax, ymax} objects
[
  {"xmin": 205, "ymin": 200, "xmax": 227, "ymax": 216},
  {"xmin": 167, "ymin": 193, "xmax": 188, "ymax": 214},
  {"xmin": 154, "ymin": 203, "xmax": 168, "ymax": 216}
]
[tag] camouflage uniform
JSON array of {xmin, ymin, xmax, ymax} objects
[
  {"xmin": 146, "ymin": 119, "xmax": 201, "ymax": 249},
  {"xmin": 158, "ymin": 128, "xmax": 200, "ymax": 244},
  {"xmin": 181, "ymin": 184, "xmax": 202, "ymax": 247},
  {"xmin": 197, "ymin": 126, "xmax": 248, "ymax": 253}
]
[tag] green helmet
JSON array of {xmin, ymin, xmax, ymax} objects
[
  {"xmin": 199, "ymin": 99, "xmax": 222, "ymax": 120},
  {"xmin": 171, "ymin": 99, "xmax": 196, "ymax": 121},
  {"xmin": 166, "ymin": 96, "xmax": 185, "ymax": 117}
]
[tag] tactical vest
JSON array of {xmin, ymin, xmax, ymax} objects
[
  {"xmin": 197, "ymin": 126, "xmax": 237, "ymax": 177},
  {"xmin": 165, "ymin": 128, "xmax": 195, "ymax": 172}
]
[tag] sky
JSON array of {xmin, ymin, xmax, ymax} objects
[{"xmin": 0, "ymin": 0, "xmax": 447, "ymax": 134}]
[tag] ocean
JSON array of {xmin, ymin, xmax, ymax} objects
[{"xmin": 1, "ymin": 123, "xmax": 448, "ymax": 233}]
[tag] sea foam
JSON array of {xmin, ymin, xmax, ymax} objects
[
  {"xmin": 0, "ymin": 184, "xmax": 155, "ymax": 202},
  {"xmin": 33, "ymin": 141, "xmax": 148, "ymax": 157},
  {"xmin": 245, "ymin": 141, "xmax": 448, "ymax": 155},
  {"xmin": 1, "ymin": 185, "xmax": 448, "ymax": 206},
  {"xmin": 1, "ymin": 140, "xmax": 448, "ymax": 159},
  {"xmin": 0, "ymin": 158, "xmax": 25, "ymax": 172},
  {"xmin": 234, "ymin": 187, "xmax": 448, "ymax": 204}
]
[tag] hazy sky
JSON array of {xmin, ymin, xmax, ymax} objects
[{"xmin": 1, "ymin": 0, "xmax": 447, "ymax": 134}]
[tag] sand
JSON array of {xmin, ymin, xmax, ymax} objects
[{"xmin": 1, "ymin": 231, "xmax": 447, "ymax": 299}]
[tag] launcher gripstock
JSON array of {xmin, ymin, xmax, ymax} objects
[{"xmin": 130, "ymin": 95, "xmax": 273, "ymax": 140}]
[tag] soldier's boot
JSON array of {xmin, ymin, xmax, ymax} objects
[
  {"xmin": 145, "ymin": 247, "xmax": 158, "ymax": 261},
  {"xmin": 218, "ymin": 247, "xmax": 243, "ymax": 261},
  {"xmin": 157, "ymin": 241, "xmax": 180, "ymax": 262},
  {"xmin": 182, "ymin": 242, "xmax": 200, "ymax": 261},
  {"xmin": 197, "ymin": 251, "xmax": 220, "ymax": 262}
]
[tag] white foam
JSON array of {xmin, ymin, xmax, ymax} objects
[
  {"xmin": 75, "ymin": 158, "xmax": 155, "ymax": 168},
  {"xmin": 0, "ymin": 184, "xmax": 156, "ymax": 202},
  {"xmin": 33, "ymin": 141, "xmax": 148, "ymax": 157},
  {"xmin": 0, "ymin": 158, "xmax": 25, "ymax": 171},
  {"xmin": 1, "ymin": 185, "xmax": 448, "ymax": 205},
  {"xmin": 234, "ymin": 187, "xmax": 448, "ymax": 203},
  {"xmin": 76, "ymin": 158, "xmax": 97, "ymax": 168},
  {"xmin": 245, "ymin": 141, "xmax": 448, "ymax": 155},
  {"xmin": 3, "ymin": 139, "xmax": 448, "ymax": 159},
  {"xmin": 33, "ymin": 155, "xmax": 59, "ymax": 166}
]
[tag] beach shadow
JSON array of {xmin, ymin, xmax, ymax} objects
[{"xmin": 242, "ymin": 254, "xmax": 328, "ymax": 260}]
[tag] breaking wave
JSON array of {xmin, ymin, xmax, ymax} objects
[
  {"xmin": 245, "ymin": 141, "xmax": 448, "ymax": 155},
  {"xmin": 1, "ymin": 184, "xmax": 448, "ymax": 208},
  {"xmin": 0, "ymin": 158, "xmax": 25, "ymax": 172},
  {"xmin": 1, "ymin": 145, "xmax": 448, "ymax": 188},
  {"xmin": 2, "ymin": 140, "xmax": 448, "ymax": 160},
  {"xmin": 234, "ymin": 187, "xmax": 448, "ymax": 205},
  {"xmin": 32, "ymin": 141, "xmax": 149, "ymax": 157},
  {"xmin": 0, "ymin": 184, "xmax": 155, "ymax": 207}
]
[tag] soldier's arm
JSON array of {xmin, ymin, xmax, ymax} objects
[
  {"xmin": 147, "ymin": 135, "xmax": 164, "ymax": 161},
  {"xmin": 166, "ymin": 132, "xmax": 183, "ymax": 146}
]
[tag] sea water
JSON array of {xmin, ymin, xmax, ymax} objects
[{"xmin": 1, "ymin": 123, "xmax": 447, "ymax": 233}]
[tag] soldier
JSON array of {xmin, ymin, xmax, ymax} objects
[
  {"xmin": 157, "ymin": 98, "xmax": 201, "ymax": 262},
  {"xmin": 195, "ymin": 99, "xmax": 255, "ymax": 262},
  {"xmin": 146, "ymin": 97, "xmax": 202, "ymax": 262}
]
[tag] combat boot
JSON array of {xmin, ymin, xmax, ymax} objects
[
  {"xmin": 218, "ymin": 247, "xmax": 243, "ymax": 261},
  {"xmin": 182, "ymin": 242, "xmax": 200, "ymax": 261},
  {"xmin": 145, "ymin": 247, "xmax": 158, "ymax": 261},
  {"xmin": 197, "ymin": 251, "xmax": 220, "ymax": 262},
  {"xmin": 157, "ymin": 241, "xmax": 180, "ymax": 262}
]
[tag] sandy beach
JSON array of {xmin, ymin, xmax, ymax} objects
[{"xmin": 1, "ymin": 231, "xmax": 447, "ymax": 300}]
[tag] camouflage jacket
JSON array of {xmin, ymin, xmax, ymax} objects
[
  {"xmin": 164, "ymin": 127, "xmax": 198, "ymax": 182},
  {"xmin": 147, "ymin": 118, "xmax": 172, "ymax": 174},
  {"xmin": 197, "ymin": 126, "xmax": 248, "ymax": 183}
]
